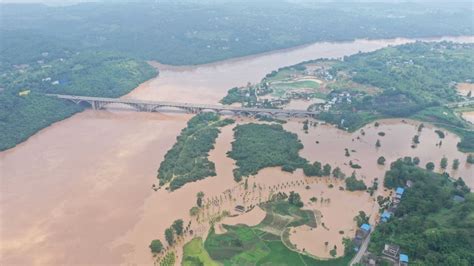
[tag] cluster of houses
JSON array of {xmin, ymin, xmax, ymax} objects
[
  {"xmin": 320, "ymin": 91, "xmax": 353, "ymax": 111},
  {"xmin": 253, "ymin": 98, "xmax": 289, "ymax": 108},
  {"xmin": 381, "ymin": 244, "xmax": 409, "ymax": 266},
  {"xmin": 239, "ymin": 81, "xmax": 321, "ymax": 108},
  {"xmin": 310, "ymin": 66, "xmax": 334, "ymax": 81},
  {"xmin": 356, "ymin": 185, "xmax": 411, "ymax": 265},
  {"xmin": 285, "ymin": 90, "xmax": 317, "ymax": 100}
]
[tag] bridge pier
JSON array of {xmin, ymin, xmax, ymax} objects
[{"xmin": 47, "ymin": 94, "xmax": 320, "ymax": 118}]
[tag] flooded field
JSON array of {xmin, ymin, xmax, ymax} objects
[
  {"xmin": 462, "ymin": 111, "xmax": 474, "ymax": 124},
  {"xmin": 1, "ymin": 36, "xmax": 473, "ymax": 265},
  {"xmin": 457, "ymin": 83, "xmax": 474, "ymax": 97}
]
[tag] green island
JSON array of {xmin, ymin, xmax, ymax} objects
[
  {"xmin": 187, "ymin": 200, "xmax": 354, "ymax": 266},
  {"xmin": 228, "ymin": 123, "xmax": 307, "ymax": 181},
  {"xmin": 221, "ymin": 42, "xmax": 474, "ymax": 152},
  {"xmin": 0, "ymin": 51, "xmax": 157, "ymax": 151},
  {"xmin": 157, "ymin": 113, "xmax": 234, "ymax": 191},
  {"xmin": 369, "ymin": 158, "xmax": 473, "ymax": 265}
]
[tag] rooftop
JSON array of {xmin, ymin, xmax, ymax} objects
[
  {"xmin": 453, "ymin": 195, "xmax": 465, "ymax": 203},
  {"xmin": 381, "ymin": 211, "xmax": 392, "ymax": 221},
  {"xmin": 396, "ymin": 187, "xmax": 405, "ymax": 195},
  {"xmin": 400, "ymin": 254, "xmax": 409, "ymax": 263},
  {"xmin": 361, "ymin": 223, "xmax": 371, "ymax": 231}
]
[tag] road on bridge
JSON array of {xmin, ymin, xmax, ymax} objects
[{"xmin": 47, "ymin": 94, "xmax": 320, "ymax": 118}]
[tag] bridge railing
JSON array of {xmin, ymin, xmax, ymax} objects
[{"xmin": 47, "ymin": 94, "xmax": 320, "ymax": 116}]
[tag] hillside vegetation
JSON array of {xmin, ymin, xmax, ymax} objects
[
  {"xmin": 157, "ymin": 113, "xmax": 234, "ymax": 190},
  {"xmin": 222, "ymin": 42, "xmax": 474, "ymax": 151},
  {"xmin": 370, "ymin": 158, "xmax": 473, "ymax": 265},
  {"xmin": 0, "ymin": 51, "xmax": 156, "ymax": 151},
  {"xmin": 1, "ymin": 2, "xmax": 472, "ymax": 66}
]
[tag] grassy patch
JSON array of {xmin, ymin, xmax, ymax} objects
[
  {"xmin": 204, "ymin": 200, "xmax": 354, "ymax": 265},
  {"xmin": 258, "ymin": 201, "xmax": 317, "ymax": 231},
  {"xmin": 182, "ymin": 237, "xmax": 219, "ymax": 266}
]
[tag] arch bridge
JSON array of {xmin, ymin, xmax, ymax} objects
[{"xmin": 47, "ymin": 94, "xmax": 319, "ymax": 118}]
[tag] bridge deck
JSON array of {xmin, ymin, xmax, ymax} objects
[{"xmin": 47, "ymin": 94, "xmax": 319, "ymax": 116}]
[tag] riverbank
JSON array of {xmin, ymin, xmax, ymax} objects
[{"xmin": 1, "ymin": 36, "xmax": 473, "ymax": 266}]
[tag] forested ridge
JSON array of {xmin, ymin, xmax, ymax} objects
[
  {"xmin": 1, "ymin": 2, "xmax": 472, "ymax": 66},
  {"xmin": 329, "ymin": 42, "xmax": 474, "ymax": 151},
  {"xmin": 0, "ymin": 51, "xmax": 157, "ymax": 151},
  {"xmin": 1, "ymin": 1, "xmax": 473, "ymax": 151},
  {"xmin": 223, "ymin": 41, "xmax": 474, "ymax": 151},
  {"xmin": 370, "ymin": 158, "xmax": 473, "ymax": 265}
]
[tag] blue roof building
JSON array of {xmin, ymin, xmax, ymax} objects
[
  {"xmin": 396, "ymin": 187, "xmax": 405, "ymax": 195},
  {"xmin": 399, "ymin": 254, "xmax": 409, "ymax": 265},
  {"xmin": 381, "ymin": 211, "xmax": 392, "ymax": 222},
  {"xmin": 360, "ymin": 223, "xmax": 371, "ymax": 232}
]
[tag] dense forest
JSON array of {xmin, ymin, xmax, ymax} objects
[
  {"xmin": 370, "ymin": 158, "xmax": 473, "ymax": 265},
  {"xmin": 334, "ymin": 42, "xmax": 474, "ymax": 107},
  {"xmin": 157, "ymin": 113, "xmax": 234, "ymax": 191},
  {"xmin": 228, "ymin": 123, "xmax": 307, "ymax": 181},
  {"xmin": 0, "ymin": 51, "xmax": 157, "ymax": 151},
  {"xmin": 1, "ymin": 1, "xmax": 473, "ymax": 66}
]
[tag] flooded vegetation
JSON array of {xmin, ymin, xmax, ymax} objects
[
  {"xmin": 157, "ymin": 113, "xmax": 234, "ymax": 191},
  {"xmin": 1, "ymin": 36, "xmax": 473, "ymax": 265},
  {"xmin": 221, "ymin": 42, "xmax": 474, "ymax": 151}
]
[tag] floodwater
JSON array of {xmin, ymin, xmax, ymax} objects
[
  {"xmin": 202, "ymin": 118, "xmax": 473, "ymax": 259},
  {"xmin": 462, "ymin": 111, "xmax": 474, "ymax": 124},
  {"xmin": 457, "ymin": 83, "xmax": 474, "ymax": 97},
  {"xmin": 1, "ymin": 36, "xmax": 473, "ymax": 265}
]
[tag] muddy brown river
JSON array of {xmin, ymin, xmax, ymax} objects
[{"xmin": 1, "ymin": 36, "xmax": 473, "ymax": 265}]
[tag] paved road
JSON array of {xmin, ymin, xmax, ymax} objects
[
  {"xmin": 350, "ymin": 233, "xmax": 372, "ymax": 266},
  {"xmin": 47, "ymin": 93, "xmax": 319, "ymax": 116}
]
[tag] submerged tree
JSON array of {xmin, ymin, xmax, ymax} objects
[
  {"xmin": 323, "ymin": 164, "xmax": 332, "ymax": 176},
  {"xmin": 196, "ymin": 191, "xmax": 205, "ymax": 207},
  {"xmin": 426, "ymin": 162, "xmax": 435, "ymax": 171},
  {"xmin": 172, "ymin": 219, "xmax": 184, "ymax": 236},
  {"xmin": 354, "ymin": 211, "xmax": 369, "ymax": 227},
  {"xmin": 377, "ymin": 156, "xmax": 386, "ymax": 165},
  {"xmin": 288, "ymin": 191, "xmax": 303, "ymax": 207},
  {"xmin": 332, "ymin": 167, "xmax": 345, "ymax": 179},
  {"xmin": 189, "ymin": 206, "xmax": 199, "ymax": 216},
  {"xmin": 467, "ymin": 154, "xmax": 474, "ymax": 164},
  {"xmin": 452, "ymin": 159, "xmax": 460, "ymax": 170},
  {"xmin": 440, "ymin": 157, "xmax": 448, "ymax": 170},
  {"xmin": 413, "ymin": 157, "xmax": 420, "ymax": 165},
  {"xmin": 412, "ymin": 135, "xmax": 420, "ymax": 144},
  {"xmin": 149, "ymin": 239, "xmax": 163, "ymax": 253},
  {"xmin": 165, "ymin": 228, "xmax": 174, "ymax": 246}
]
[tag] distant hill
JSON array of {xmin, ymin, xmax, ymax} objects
[{"xmin": 1, "ymin": 1, "xmax": 473, "ymax": 65}]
